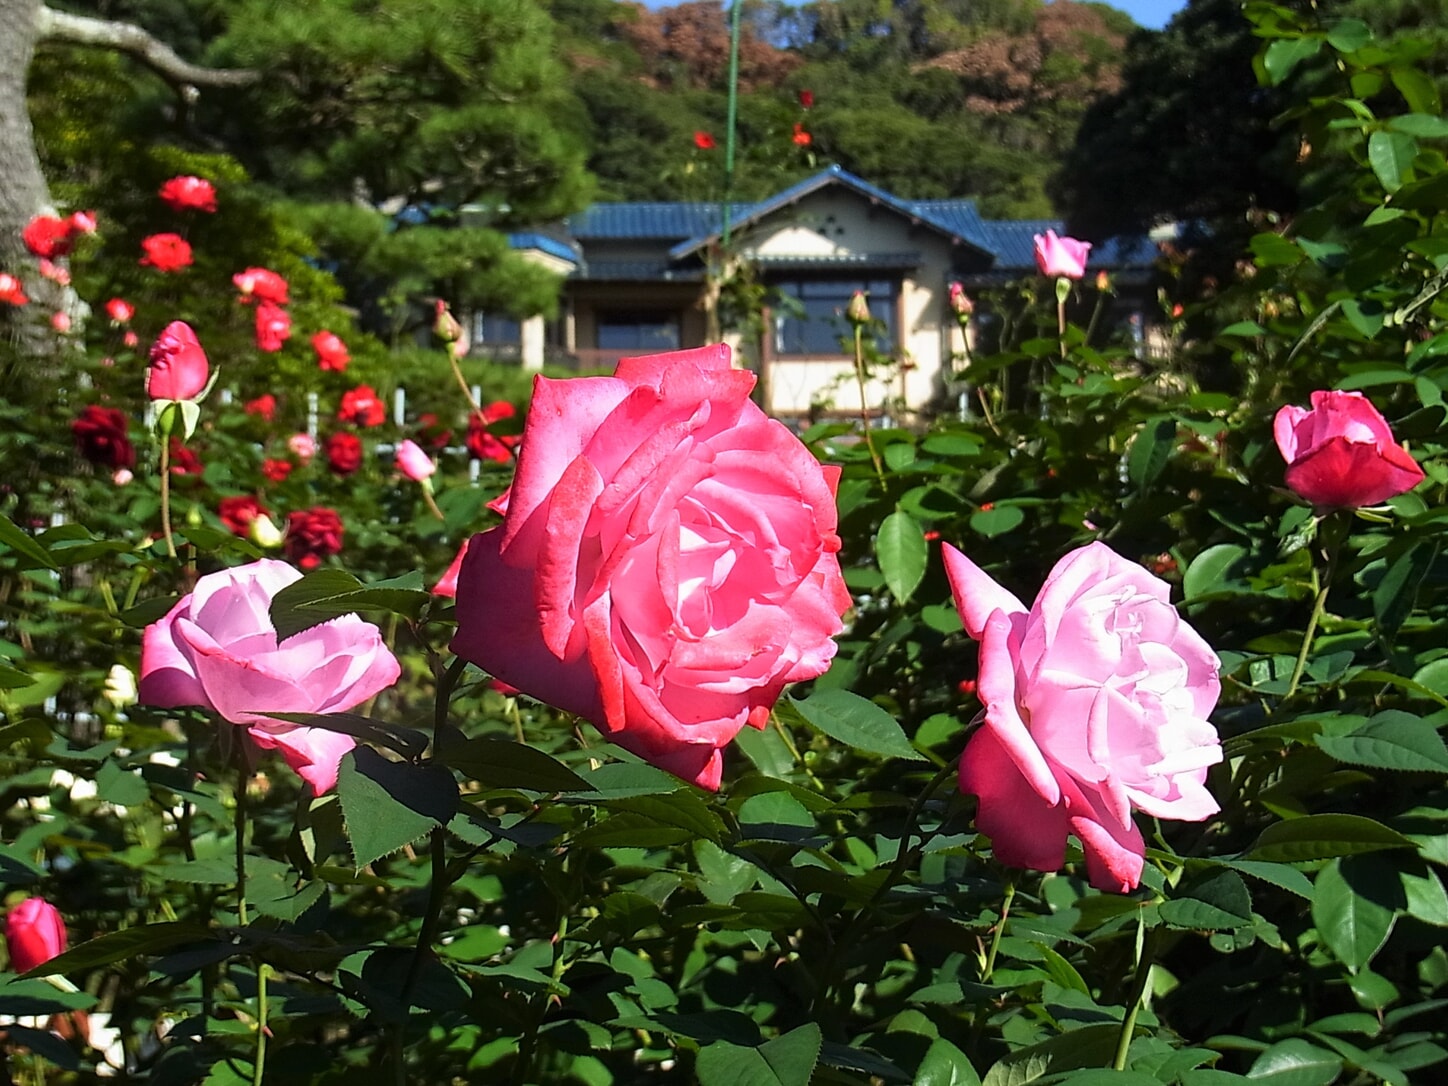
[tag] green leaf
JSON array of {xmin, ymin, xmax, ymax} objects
[
  {"xmin": 1313, "ymin": 855, "xmax": 1404, "ymax": 972},
  {"xmin": 970, "ymin": 505, "xmax": 1024, "ymax": 538},
  {"xmin": 1316, "ymin": 711, "xmax": 1448, "ymax": 773},
  {"xmin": 981, "ymin": 1024, "xmax": 1122, "ymax": 1086},
  {"xmin": 337, "ymin": 747, "xmax": 459, "ymax": 869},
  {"xmin": 605, "ymin": 791, "xmax": 726, "ymax": 844},
  {"xmin": 1262, "ymin": 38, "xmax": 1321, "ymax": 85},
  {"xmin": 1340, "ymin": 298, "xmax": 1384, "ymax": 339},
  {"xmin": 877, "ymin": 511, "xmax": 928, "ymax": 604},
  {"xmin": 269, "ymin": 569, "xmax": 430, "ymax": 641},
  {"xmin": 1246, "ymin": 1038, "xmax": 1343, "ymax": 1085},
  {"xmin": 1127, "ymin": 416, "xmax": 1176, "ymax": 490},
  {"xmin": 787, "ymin": 689, "xmax": 923, "ymax": 761},
  {"xmin": 96, "ymin": 760, "xmax": 149, "ymax": 807},
  {"xmin": 1247, "ymin": 814, "xmax": 1415, "ymax": 862},
  {"xmin": 1391, "ymin": 66, "xmax": 1441, "ymax": 115},
  {"xmin": 1159, "ymin": 870, "xmax": 1254, "ymax": 931},
  {"xmin": 1223, "ymin": 860, "xmax": 1314, "ymax": 899},
  {"xmin": 0, "ymin": 664, "xmax": 34, "ymax": 690},
  {"xmin": 0, "ymin": 513, "xmax": 58, "ymax": 570},
  {"xmin": 1184, "ymin": 544, "xmax": 1249, "ymax": 601},
  {"xmin": 264, "ymin": 711, "xmax": 428, "ymax": 761},
  {"xmin": 0, "ymin": 978, "xmax": 96, "ymax": 1017},
  {"xmin": 1372, "ymin": 542, "xmax": 1436, "ymax": 644},
  {"xmin": 696, "ymin": 1022, "xmax": 822, "ymax": 1086},
  {"xmin": 913, "ymin": 1038, "xmax": 982, "ymax": 1086},
  {"xmin": 25, "ymin": 923, "xmax": 216, "ymax": 977},
  {"xmin": 1388, "ymin": 113, "xmax": 1448, "ymax": 138},
  {"xmin": 1368, "ymin": 130, "xmax": 1417, "ymax": 193},
  {"xmin": 1250, "ymin": 233, "xmax": 1304, "ymax": 267},
  {"xmin": 1325, "ymin": 17, "xmax": 1370, "ymax": 53},
  {"xmin": 436, "ymin": 735, "xmax": 589, "ymax": 792}
]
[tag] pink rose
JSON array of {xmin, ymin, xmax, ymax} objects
[
  {"xmin": 395, "ymin": 439, "xmax": 435, "ymax": 482},
  {"xmin": 105, "ymin": 297, "xmax": 134, "ymax": 324},
  {"xmin": 232, "ymin": 267, "xmax": 289, "ymax": 305},
  {"xmin": 288, "ymin": 433, "xmax": 316, "ymax": 461},
  {"xmin": 1033, "ymin": 229, "xmax": 1091, "ymax": 280},
  {"xmin": 450, "ymin": 345, "xmax": 851, "ymax": 789},
  {"xmin": 5, "ymin": 898, "xmax": 66, "ymax": 973},
  {"xmin": 138, "ymin": 559, "xmax": 400, "ymax": 793},
  {"xmin": 311, "ymin": 330, "xmax": 350, "ymax": 372},
  {"xmin": 1273, "ymin": 390, "xmax": 1425, "ymax": 509},
  {"xmin": 147, "ymin": 321, "xmax": 210, "ymax": 401},
  {"xmin": 433, "ymin": 540, "xmax": 469, "ymax": 599},
  {"xmin": 254, "ymin": 301, "xmax": 291, "ymax": 353},
  {"xmin": 945, "ymin": 541, "xmax": 1222, "ymax": 893}
]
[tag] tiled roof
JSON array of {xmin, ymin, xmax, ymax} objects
[
  {"xmin": 506, "ymin": 232, "xmax": 580, "ymax": 265},
  {"xmin": 667, "ymin": 166, "xmax": 996, "ymax": 260},
  {"xmin": 566, "ymin": 202, "xmax": 753, "ymax": 240}
]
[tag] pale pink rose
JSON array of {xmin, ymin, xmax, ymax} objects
[
  {"xmin": 138, "ymin": 559, "xmax": 401, "ymax": 793},
  {"xmin": 395, "ymin": 439, "xmax": 435, "ymax": 482},
  {"xmin": 945, "ymin": 541, "xmax": 1222, "ymax": 893},
  {"xmin": 450, "ymin": 345, "xmax": 851, "ymax": 790},
  {"xmin": 1274, "ymin": 390, "xmax": 1424, "ymax": 509},
  {"xmin": 50, "ymin": 311, "xmax": 71, "ymax": 333},
  {"xmin": 1033, "ymin": 229, "xmax": 1091, "ymax": 280},
  {"xmin": 288, "ymin": 433, "xmax": 316, "ymax": 461}
]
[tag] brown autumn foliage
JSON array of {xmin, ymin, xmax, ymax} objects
[
  {"xmin": 614, "ymin": 1, "xmax": 800, "ymax": 91},
  {"xmin": 919, "ymin": 0, "xmax": 1125, "ymax": 115}
]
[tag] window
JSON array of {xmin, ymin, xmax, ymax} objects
[
  {"xmin": 773, "ymin": 278, "xmax": 896, "ymax": 355},
  {"xmin": 597, "ymin": 312, "xmax": 680, "ymax": 352},
  {"xmin": 473, "ymin": 312, "xmax": 521, "ymax": 345}
]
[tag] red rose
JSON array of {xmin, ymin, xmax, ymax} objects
[
  {"xmin": 169, "ymin": 438, "xmax": 203, "ymax": 477},
  {"xmin": 311, "ymin": 330, "xmax": 350, "ymax": 372},
  {"xmin": 219, "ymin": 495, "xmax": 267, "ymax": 536},
  {"xmin": 72, "ymin": 406, "xmax": 135, "ymax": 470},
  {"xmin": 139, "ymin": 233, "xmax": 193, "ymax": 273},
  {"xmin": 232, "ymin": 267, "xmax": 289, "ymax": 306},
  {"xmin": 325, "ymin": 432, "xmax": 363, "ymax": 475},
  {"xmin": 798, "ymin": 89, "xmax": 814, "ymax": 109},
  {"xmin": 416, "ymin": 413, "xmax": 453, "ymax": 450},
  {"xmin": 0, "ymin": 274, "xmax": 28, "ymax": 307},
  {"xmin": 285, "ymin": 507, "xmax": 344, "ymax": 570},
  {"xmin": 105, "ymin": 298, "xmax": 134, "ymax": 324},
  {"xmin": 254, "ymin": 302, "xmax": 291, "ymax": 353},
  {"xmin": 694, "ymin": 131, "xmax": 716, "ymax": 150},
  {"xmin": 261, "ymin": 458, "xmax": 292, "ymax": 483},
  {"xmin": 465, "ymin": 415, "xmax": 518, "ymax": 464},
  {"xmin": 792, "ymin": 123, "xmax": 811, "ymax": 147},
  {"xmin": 157, "ymin": 175, "xmax": 218, "ymax": 213},
  {"xmin": 22, "ymin": 215, "xmax": 73, "ymax": 259},
  {"xmin": 4, "ymin": 899, "xmax": 67, "ymax": 975},
  {"xmin": 244, "ymin": 394, "xmax": 277, "ymax": 422},
  {"xmin": 338, "ymin": 385, "xmax": 385, "ymax": 428}
]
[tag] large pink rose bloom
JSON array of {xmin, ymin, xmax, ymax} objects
[
  {"xmin": 139, "ymin": 559, "xmax": 401, "ymax": 793},
  {"xmin": 1274, "ymin": 390, "xmax": 1424, "ymax": 509},
  {"xmin": 1033, "ymin": 229, "xmax": 1091, "ymax": 280},
  {"xmin": 147, "ymin": 321, "xmax": 209, "ymax": 402},
  {"xmin": 451, "ymin": 345, "xmax": 851, "ymax": 790},
  {"xmin": 945, "ymin": 542, "xmax": 1222, "ymax": 893}
]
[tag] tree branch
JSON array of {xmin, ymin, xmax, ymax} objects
[{"xmin": 35, "ymin": 6, "xmax": 260, "ymax": 89}]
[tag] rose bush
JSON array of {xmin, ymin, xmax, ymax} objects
[
  {"xmin": 945, "ymin": 541, "xmax": 1222, "ymax": 892},
  {"xmin": 1274, "ymin": 389, "xmax": 1424, "ymax": 509},
  {"xmin": 451, "ymin": 345, "xmax": 851, "ymax": 789},
  {"xmin": 138, "ymin": 559, "xmax": 399, "ymax": 793}
]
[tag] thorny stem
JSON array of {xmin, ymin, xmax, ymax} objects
[{"xmin": 253, "ymin": 964, "xmax": 270, "ymax": 1086}]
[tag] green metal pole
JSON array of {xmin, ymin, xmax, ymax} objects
[{"xmin": 721, "ymin": 0, "xmax": 743, "ymax": 248}]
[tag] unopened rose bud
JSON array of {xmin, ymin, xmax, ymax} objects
[
  {"xmin": 948, "ymin": 282, "xmax": 973, "ymax": 318},
  {"xmin": 69, "ymin": 210, "xmax": 98, "ymax": 235},
  {"xmin": 50, "ymin": 311, "xmax": 71, "ymax": 333},
  {"xmin": 845, "ymin": 291, "xmax": 870, "ymax": 325},
  {"xmin": 1095, "ymin": 270, "xmax": 1111, "ymax": 292},
  {"xmin": 248, "ymin": 513, "xmax": 283, "ymax": 549},
  {"xmin": 433, "ymin": 300, "xmax": 463, "ymax": 344}
]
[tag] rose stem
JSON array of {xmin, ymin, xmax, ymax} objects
[
  {"xmin": 982, "ymin": 874, "xmax": 1016, "ymax": 983},
  {"xmin": 851, "ymin": 324, "xmax": 887, "ymax": 485},
  {"xmin": 1285, "ymin": 514, "xmax": 1345, "ymax": 699},
  {"xmin": 1112, "ymin": 918, "xmax": 1157, "ymax": 1071}
]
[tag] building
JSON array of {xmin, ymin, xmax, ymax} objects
[{"xmin": 477, "ymin": 166, "xmax": 1158, "ymax": 421}]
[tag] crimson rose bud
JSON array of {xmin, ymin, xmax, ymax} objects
[
  {"xmin": 1274, "ymin": 390, "xmax": 1425, "ymax": 509},
  {"xmin": 5, "ymin": 898, "xmax": 67, "ymax": 973},
  {"xmin": 147, "ymin": 321, "xmax": 209, "ymax": 401}
]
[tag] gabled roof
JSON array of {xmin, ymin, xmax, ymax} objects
[
  {"xmin": 666, "ymin": 165, "xmax": 997, "ymax": 262},
  {"xmin": 566, "ymin": 202, "xmax": 752, "ymax": 240}
]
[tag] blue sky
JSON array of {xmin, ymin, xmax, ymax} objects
[{"xmin": 1110, "ymin": 0, "xmax": 1188, "ymax": 30}]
